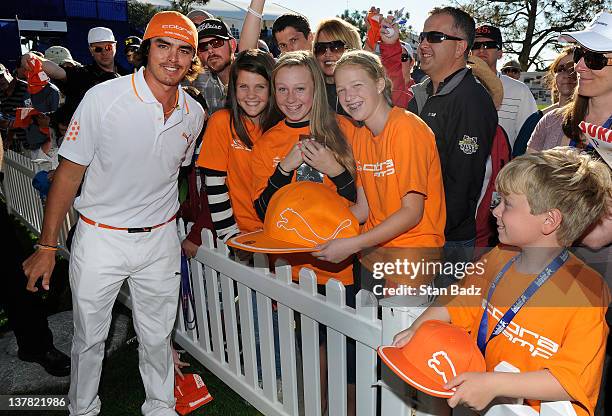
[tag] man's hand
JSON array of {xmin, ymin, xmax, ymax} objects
[
  {"xmin": 181, "ymin": 238, "xmax": 200, "ymax": 258},
  {"xmin": 172, "ymin": 347, "xmax": 190, "ymax": 379},
  {"xmin": 312, "ymin": 237, "xmax": 360, "ymax": 263},
  {"xmin": 445, "ymin": 372, "xmax": 499, "ymax": 411},
  {"xmin": 23, "ymin": 249, "xmax": 56, "ymax": 292}
]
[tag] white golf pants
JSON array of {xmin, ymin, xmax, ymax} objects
[{"xmin": 67, "ymin": 218, "xmax": 181, "ymax": 416}]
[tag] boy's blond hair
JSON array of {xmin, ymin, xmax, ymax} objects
[{"xmin": 496, "ymin": 147, "xmax": 612, "ymax": 246}]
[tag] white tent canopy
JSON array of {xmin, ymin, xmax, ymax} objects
[{"xmin": 138, "ymin": 0, "xmax": 299, "ymax": 31}]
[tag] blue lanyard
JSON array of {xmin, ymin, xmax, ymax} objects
[{"xmin": 476, "ymin": 249, "xmax": 569, "ymax": 355}]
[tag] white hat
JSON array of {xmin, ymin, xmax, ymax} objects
[
  {"xmin": 400, "ymin": 41, "xmax": 414, "ymax": 60},
  {"xmin": 87, "ymin": 27, "xmax": 116, "ymax": 44},
  {"xmin": 559, "ymin": 12, "xmax": 612, "ymax": 52},
  {"xmin": 44, "ymin": 46, "xmax": 78, "ymax": 66}
]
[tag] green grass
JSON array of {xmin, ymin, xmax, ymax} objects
[{"xmin": 97, "ymin": 342, "xmax": 262, "ymax": 415}]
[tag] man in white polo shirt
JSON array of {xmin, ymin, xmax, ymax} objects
[{"xmin": 23, "ymin": 11, "xmax": 204, "ymax": 416}]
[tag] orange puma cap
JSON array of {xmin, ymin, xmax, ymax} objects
[
  {"xmin": 228, "ymin": 181, "xmax": 359, "ymax": 253},
  {"xmin": 143, "ymin": 11, "xmax": 198, "ymax": 50},
  {"xmin": 378, "ymin": 320, "xmax": 486, "ymax": 398}
]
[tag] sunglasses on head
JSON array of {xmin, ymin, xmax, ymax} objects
[
  {"xmin": 554, "ymin": 62, "xmax": 575, "ymax": 76},
  {"xmin": 573, "ymin": 47, "xmax": 612, "ymax": 71},
  {"xmin": 313, "ymin": 40, "xmax": 346, "ymax": 56},
  {"xmin": 418, "ymin": 31, "xmax": 463, "ymax": 44},
  {"xmin": 197, "ymin": 38, "xmax": 225, "ymax": 52},
  {"xmin": 91, "ymin": 44, "xmax": 113, "ymax": 53},
  {"xmin": 472, "ymin": 40, "xmax": 499, "ymax": 50}
]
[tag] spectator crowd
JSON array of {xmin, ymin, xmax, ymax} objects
[{"xmin": 1, "ymin": 1, "xmax": 611, "ymax": 416}]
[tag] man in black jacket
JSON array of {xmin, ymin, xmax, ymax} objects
[{"xmin": 408, "ymin": 7, "xmax": 497, "ymax": 275}]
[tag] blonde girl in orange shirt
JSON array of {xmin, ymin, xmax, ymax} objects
[{"xmin": 314, "ymin": 50, "xmax": 446, "ymax": 291}]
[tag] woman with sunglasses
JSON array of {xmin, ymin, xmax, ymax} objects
[
  {"xmin": 193, "ymin": 50, "xmax": 282, "ymax": 253},
  {"xmin": 315, "ymin": 50, "xmax": 445, "ymax": 292},
  {"xmin": 541, "ymin": 47, "xmax": 577, "ymax": 115},
  {"xmin": 312, "ymin": 18, "xmax": 361, "ymax": 115},
  {"xmin": 528, "ymin": 12, "xmax": 612, "ymax": 152}
]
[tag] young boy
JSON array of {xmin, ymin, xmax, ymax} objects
[{"xmin": 392, "ymin": 147, "xmax": 611, "ymax": 415}]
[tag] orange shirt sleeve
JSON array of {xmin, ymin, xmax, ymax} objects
[
  {"xmin": 393, "ymin": 112, "xmax": 437, "ymax": 198},
  {"xmin": 197, "ymin": 110, "xmax": 230, "ymax": 171}
]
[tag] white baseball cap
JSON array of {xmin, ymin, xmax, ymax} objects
[
  {"xmin": 400, "ymin": 41, "xmax": 414, "ymax": 61},
  {"xmin": 559, "ymin": 12, "xmax": 612, "ymax": 52},
  {"xmin": 87, "ymin": 27, "xmax": 116, "ymax": 44}
]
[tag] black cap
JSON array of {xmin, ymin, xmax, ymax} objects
[
  {"xmin": 124, "ymin": 36, "xmax": 142, "ymax": 48},
  {"xmin": 197, "ymin": 18, "xmax": 232, "ymax": 40},
  {"xmin": 475, "ymin": 25, "xmax": 502, "ymax": 49}
]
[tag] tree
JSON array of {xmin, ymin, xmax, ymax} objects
[
  {"xmin": 169, "ymin": 0, "xmax": 210, "ymax": 15},
  {"xmin": 337, "ymin": 8, "xmax": 413, "ymax": 41},
  {"xmin": 127, "ymin": 0, "xmax": 160, "ymax": 33},
  {"xmin": 454, "ymin": 0, "xmax": 611, "ymax": 70}
]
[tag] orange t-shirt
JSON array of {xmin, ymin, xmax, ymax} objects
[
  {"xmin": 250, "ymin": 116, "xmax": 358, "ymax": 285},
  {"xmin": 445, "ymin": 245, "xmax": 610, "ymax": 416},
  {"xmin": 196, "ymin": 109, "xmax": 263, "ymax": 233},
  {"xmin": 352, "ymin": 107, "xmax": 446, "ymax": 248}
]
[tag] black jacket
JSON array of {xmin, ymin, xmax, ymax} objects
[
  {"xmin": 59, "ymin": 62, "xmax": 128, "ymax": 117},
  {"xmin": 408, "ymin": 68, "xmax": 497, "ymax": 241}
]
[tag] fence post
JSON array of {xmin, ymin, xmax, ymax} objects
[{"xmin": 379, "ymin": 295, "xmax": 451, "ymax": 416}]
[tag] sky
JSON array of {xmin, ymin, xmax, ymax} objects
[{"xmin": 273, "ymin": 0, "xmax": 447, "ymax": 32}]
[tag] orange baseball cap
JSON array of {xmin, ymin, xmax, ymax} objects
[
  {"xmin": 378, "ymin": 320, "xmax": 486, "ymax": 398},
  {"xmin": 143, "ymin": 11, "xmax": 198, "ymax": 50},
  {"xmin": 228, "ymin": 181, "xmax": 359, "ymax": 253}
]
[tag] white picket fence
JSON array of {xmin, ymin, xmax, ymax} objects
[
  {"xmin": 1, "ymin": 149, "xmax": 576, "ymax": 416},
  {"xmin": 1, "ymin": 150, "xmax": 77, "ymax": 258}
]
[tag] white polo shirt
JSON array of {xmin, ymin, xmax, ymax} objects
[
  {"xmin": 497, "ymin": 74, "xmax": 538, "ymax": 148},
  {"xmin": 59, "ymin": 67, "xmax": 204, "ymax": 228}
]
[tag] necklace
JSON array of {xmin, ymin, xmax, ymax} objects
[{"xmin": 164, "ymin": 90, "xmax": 179, "ymax": 117}]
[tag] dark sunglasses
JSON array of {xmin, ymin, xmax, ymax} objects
[
  {"xmin": 502, "ymin": 67, "xmax": 520, "ymax": 74},
  {"xmin": 472, "ymin": 40, "xmax": 499, "ymax": 50},
  {"xmin": 313, "ymin": 40, "xmax": 346, "ymax": 56},
  {"xmin": 197, "ymin": 38, "xmax": 225, "ymax": 52},
  {"xmin": 91, "ymin": 44, "xmax": 113, "ymax": 53},
  {"xmin": 554, "ymin": 62, "xmax": 576, "ymax": 76},
  {"xmin": 573, "ymin": 47, "xmax": 612, "ymax": 71},
  {"xmin": 401, "ymin": 53, "xmax": 412, "ymax": 62},
  {"xmin": 418, "ymin": 31, "xmax": 463, "ymax": 44}
]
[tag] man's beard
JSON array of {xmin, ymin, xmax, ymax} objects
[{"xmin": 206, "ymin": 55, "xmax": 230, "ymax": 74}]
